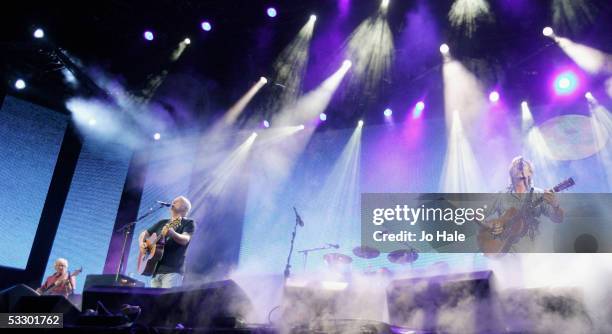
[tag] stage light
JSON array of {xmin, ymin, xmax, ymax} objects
[
  {"xmin": 33, "ymin": 28, "xmax": 44, "ymax": 39},
  {"xmin": 14, "ymin": 79, "xmax": 26, "ymax": 90},
  {"xmin": 440, "ymin": 43, "xmax": 450, "ymax": 54},
  {"xmin": 543, "ymin": 26, "xmax": 554, "ymax": 37},
  {"xmin": 449, "ymin": 0, "xmax": 491, "ymax": 37},
  {"xmin": 263, "ymin": 120, "xmax": 270, "ymax": 128},
  {"xmin": 554, "ymin": 36, "xmax": 612, "ymax": 75},
  {"xmin": 553, "ymin": 71, "xmax": 578, "ymax": 95},
  {"xmin": 489, "ymin": 91, "xmax": 500, "ymax": 103},
  {"xmin": 384, "ymin": 108, "xmax": 393, "ymax": 117},
  {"xmin": 298, "ymin": 124, "xmax": 305, "ymax": 130},
  {"xmin": 270, "ymin": 14, "xmax": 316, "ymax": 107},
  {"xmin": 415, "ymin": 101, "xmax": 425, "ymax": 111},
  {"xmin": 267, "ymin": 7, "xmax": 277, "ymax": 18},
  {"xmin": 153, "ymin": 132, "xmax": 161, "ymax": 140},
  {"xmin": 585, "ymin": 92, "xmax": 594, "ymax": 100},
  {"xmin": 413, "ymin": 101, "xmax": 425, "ymax": 118},
  {"xmin": 358, "ymin": 120, "xmax": 364, "ymax": 127},
  {"xmin": 144, "ymin": 31, "xmax": 154, "ymax": 41},
  {"xmin": 184, "ymin": 38, "xmax": 191, "ymax": 45},
  {"xmin": 381, "ymin": 0, "xmax": 390, "ymax": 9},
  {"xmin": 342, "ymin": 59, "xmax": 352, "ymax": 69},
  {"xmin": 252, "ymin": 132, "xmax": 258, "ymax": 138},
  {"xmin": 201, "ymin": 21, "xmax": 212, "ymax": 31},
  {"xmin": 310, "ymin": 15, "xmax": 317, "ymax": 22},
  {"xmin": 88, "ymin": 118, "xmax": 97, "ymax": 127},
  {"xmin": 521, "ymin": 101, "xmax": 533, "ymax": 131},
  {"xmin": 320, "ymin": 113, "xmax": 327, "ymax": 121},
  {"xmin": 345, "ymin": 11, "xmax": 393, "ymax": 95},
  {"xmin": 259, "ymin": 77, "xmax": 268, "ymax": 84}
]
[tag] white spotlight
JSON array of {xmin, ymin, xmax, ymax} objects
[
  {"xmin": 184, "ymin": 38, "xmax": 191, "ymax": 45},
  {"xmin": 543, "ymin": 27, "xmax": 554, "ymax": 37},
  {"xmin": 33, "ymin": 28, "xmax": 44, "ymax": 39},
  {"xmin": 252, "ymin": 132, "xmax": 258, "ymax": 138},
  {"xmin": 358, "ymin": 120, "xmax": 364, "ymax": 127},
  {"xmin": 342, "ymin": 59, "xmax": 352, "ymax": 69},
  {"xmin": 310, "ymin": 14, "xmax": 317, "ymax": 22},
  {"xmin": 298, "ymin": 124, "xmax": 305, "ymax": 130},
  {"xmin": 585, "ymin": 92, "xmax": 593, "ymax": 100},
  {"xmin": 153, "ymin": 132, "xmax": 161, "ymax": 140},
  {"xmin": 521, "ymin": 101, "xmax": 529, "ymax": 110},
  {"xmin": 439, "ymin": 43, "xmax": 450, "ymax": 54},
  {"xmin": 88, "ymin": 118, "xmax": 97, "ymax": 127},
  {"xmin": 14, "ymin": 79, "xmax": 26, "ymax": 90},
  {"xmin": 259, "ymin": 77, "xmax": 268, "ymax": 84},
  {"xmin": 381, "ymin": 0, "xmax": 390, "ymax": 9}
]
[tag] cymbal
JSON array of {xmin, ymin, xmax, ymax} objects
[
  {"xmin": 387, "ymin": 248, "xmax": 419, "ymax": 264},
  {"xmin": 352, "ymin": 246, "xmax": 380, "ymax": 259},
  {"xmin": 323, "ymin": 253, "xmax": 353, "ymax": 265}
]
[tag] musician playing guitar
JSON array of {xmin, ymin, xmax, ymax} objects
[
  {"xmin": 37, "ymin": 258, "xmax": 76, "ymax": 297},
  {"xmin": 478, "ymin": 156, "xmax": 567, "ymax": 255},
  {"xmin": 138, "ymin": 196, "xmax": 195, "ymax": 288}
]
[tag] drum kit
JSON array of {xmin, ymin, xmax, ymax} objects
[{"xmin": 322, "ymin": 245, "xmax": 419, "ymax": 276}]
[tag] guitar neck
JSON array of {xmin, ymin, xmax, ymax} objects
[{"xmin": 531, "ymin": 177, "xmax": 575, "ymax": 207}]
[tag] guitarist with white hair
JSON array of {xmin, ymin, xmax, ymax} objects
[
  {"xmin": 478, "ymin": 156, "xmax": 571, "ymax": 255},
  {"xmin": 138, "ymin": 196, "xmax": 195, "ymax": 288},
  {"xmin": 37, "ymin": 258, "xmax": 79, "ymax": 297}
]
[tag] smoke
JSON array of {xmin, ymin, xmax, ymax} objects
[{"xmin": 216, "ymin": 253, "xmax": 612, "ymax": 333}]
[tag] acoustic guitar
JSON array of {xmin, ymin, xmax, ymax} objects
[
  {"xmin": 477, "ymin": 177, "xmax": 575, "ymax": 256},
  {"xmin": 40, "ymin": 267, "xmax": 82, "ymax": 295},
  {"xmin": 137, "ymin": 218, "xmax": 182, "ymax": 276}
]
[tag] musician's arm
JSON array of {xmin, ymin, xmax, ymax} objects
[
  {"xmin": 69, "ymin": 276, "xmax": 76, "ymax": 291},
  {"xmin": 37, "ymin": 277, "xmax": 50, "ymax": 293},
  {"xmin": 543, "ymin": 191, "xmax": 564, "ymax": 224},
  {"xmin": 168, "ymin": 220, "xmax": 195, "ymax": 246},
  {"xmin": 168, "ymin": 229, "xmax": 191, "ymax": 245}
]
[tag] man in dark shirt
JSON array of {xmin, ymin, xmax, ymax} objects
[{"xmin": 138, "ymin": 196, "xmax": 195, "ymax": 288}]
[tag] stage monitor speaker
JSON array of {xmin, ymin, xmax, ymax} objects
[
  {"xmin": 387, "ymin": 270, "xmax": 501, "ymax": 333},
  {"xmin": 84, "ymin": 274, "xmax": 145, "ymax": 290},
  {"xmin": 499, "ymin": 287, "xmax": 593, "ymax": 333},
  {"xmin": 0, "ymin": 284, "xmax": 39, "ymax": 312},
  {"xmin": 166, "ymin": 280, "xmax": 253, "ymax": 328},
  {"xmin": 14, "ymin": 295, "xmax": 81, "ymax": 325},
  {"xmin": 82, "ymin": 279, "xmax": 252, "ymax": 328}
]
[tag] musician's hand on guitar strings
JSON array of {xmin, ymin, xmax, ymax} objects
[{"xmin": 543, "ymin": 190, "xmax": 559, "ymax": 208}]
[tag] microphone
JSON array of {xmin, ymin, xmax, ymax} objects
[
  {"xmin": 293, "ymin": 207, "xmax": 304, "ymax": 227},
  {"xmin": 326, "ymin": 243, "xmax": 339, "ymax": 249},
  {"xmin": 157, "ymin": 201, "xmax": 172, "ymax": 207}
]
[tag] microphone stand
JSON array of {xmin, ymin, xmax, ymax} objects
[
  {"xmin": 283, "ymin": 209, "xmax": 304, "ymax": 282},
  {"xmin": 298, "ymin": 245, "xmax": 336, "ymax": 271},
  {"xmin": 114, "ymin": 203, "xmax": 165, "ymax": 283}
]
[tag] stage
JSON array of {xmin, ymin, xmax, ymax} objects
[{"xmin": 2, "ymin": 0, "xmax": 612, "ymax": 332}]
